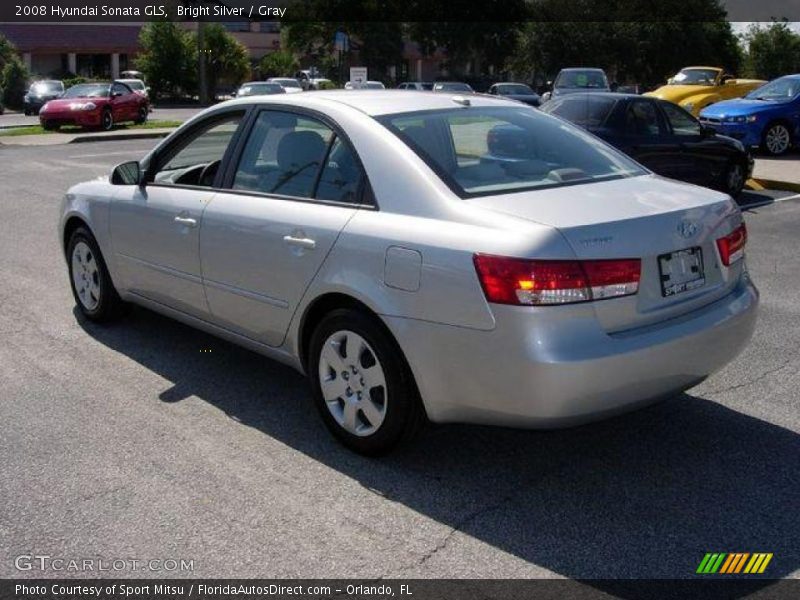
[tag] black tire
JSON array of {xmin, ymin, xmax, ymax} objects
[
  {"xmin": 722, "ymin": 160, "xmax": 746, "ymax": 198},
  {"xmin": 308, "ymin": 309, "xmax": 427, "ymax": 455},
  {"xmin": 66, "ymin": 227, "xmax": 126, "ymax": 322},
  {"xmin": 134, "ymin": 105, "xmax": 148, "ymax": 125},
  {"xmin": 761, "ymin": 122, "xmax": 792, "ymax": 156},
  {"xmin": 101, "ymin": 108, "xmax": 114, "ymax": 131},
  {"xmin": 24, "ymin": 108, "xmax": 30, "ymax": 116},
  {"xmin": 42, "ymin": 121, "xmax": 58, "ymax": 131}
]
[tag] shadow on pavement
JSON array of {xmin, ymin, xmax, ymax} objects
[{"xmin": 76, "ymin": 305, "xmax": 799, "ymax": 591}]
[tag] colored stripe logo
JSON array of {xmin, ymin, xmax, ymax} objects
[{"xmin": 696, "ymin": 553, "xmax": 773, "ymax": 574}]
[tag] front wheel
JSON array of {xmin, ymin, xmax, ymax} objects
[
  {"xmin": 308, "ymin": 309, "xmax": 426, "ymax": 455},
  {"xmin": 762, "ymin": 123, "xmax": 792, "ymax": 156},
  {"xmin": 67, "ymin": 227, "xmax": 125, "ymax": 322},
  {"xmin": 722, "ymin": 161, "xmax": 746, "ymax": 197},
  {"xmin": 101, "ymin": 109, "xmax": 114, "ymax": 131}
]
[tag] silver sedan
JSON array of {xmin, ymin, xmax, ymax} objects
[{"xmin": 59, "ymin": 91, "xmax": 758, "ymax": 454}]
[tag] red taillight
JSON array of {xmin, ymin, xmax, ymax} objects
[
  {"xmin": 473, "ymin": 254, "xmax": 640, "ymax": 306},
  {"xmin": 716, "ymin": 222, "xmax": 747, "ymax": 266}
]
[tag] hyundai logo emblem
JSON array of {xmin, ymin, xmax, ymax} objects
[{"xmin": 678, "ymin": 220, "xmax": 700, "ymax": 239}]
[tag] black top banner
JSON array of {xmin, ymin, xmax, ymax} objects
[{"xmin": 2, "ymin": 0, "xmax": 800, "ymax": 22}]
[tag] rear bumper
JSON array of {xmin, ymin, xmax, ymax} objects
[{"xmin": 386, "ymin": 275, "xmax": 758, "ymax": 427}]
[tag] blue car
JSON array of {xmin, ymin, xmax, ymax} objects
[{"xmin": 699, "ymin": 74, "xmax": 800, "ymax": 156}]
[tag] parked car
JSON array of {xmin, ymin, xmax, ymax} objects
[
  {"xmin": 59, "ymin": 91, "xmax": 757, "ymax": 454},
  {"xmin": 344, "ymin": 81, "xmax": 386, "ymax": 90},
  {"xmin": 40, "ymin": 81, "xmax": 149, "ymax": 131},
  {"xmin": 267, "ymin": 78, "xmax": 303, "ymax": 94},
  {"xmin": 541, "ymin": 68, "xmax": 610, "ymax": 102},
  {"xmin": 234, "ymin": 82, "xmax": 286, "ymax": 97},
  {"xmin": 487, "ymin": 82, "xmax": 541, "ymax": 106},
  {"xmin": 432, "ymin": 81, "xmax": 474, "ymax": 93},
  {"xmin": 294, "ymin": 70, "xmax": 331, "ymax": 90},
  {"xmin": 398, "ymin": 82, "xmax": 433, "ymax": 90},
  {"xmin": 117, "ymin": 78, "xmax": 149, "ymax": 98},
  {"xmin": 541, "ymin": 93, "xmax": 753, "ymax": 197},
  {"xmin": 24, "ymin": 80, "xmax": 65, "ymax": 115},
  {"xmin": 699, "ymin": 74, "xmax": 800, "ymax": 156},
  {"xmin": 645, "ymin": 67, "xmax": 765, "ymax": 116}
]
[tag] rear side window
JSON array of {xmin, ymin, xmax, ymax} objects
[
  {"xmin": 545, "ymin": 96, "xmax": 615, "ymax": 127},
  {"xmin": 380, "ymin": 106, "xmax": 644, "ymax": 197},
  {"xmin": 232, "ymin": 110, "xmax": 364, "ymax": 203},
  {"xmin": 624, "ymin": 100, "xmax": 661, "ymax": 136}
]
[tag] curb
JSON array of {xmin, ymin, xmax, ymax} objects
[
  {"xmin": 748, "ymin": 178, "xmax": 800, "ymax": 194},
  {"xmin": 69, "ymin": 130, "xmax": 175, "ymax": 144}
]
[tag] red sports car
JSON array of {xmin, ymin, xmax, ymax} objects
[{"xmin": 39, "ymin": 81, "xmax": 149, "ymax": 131}]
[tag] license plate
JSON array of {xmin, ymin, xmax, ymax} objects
[{"xmin": 659, "ymin": 247, "xmax": 705, "ymax": 297}]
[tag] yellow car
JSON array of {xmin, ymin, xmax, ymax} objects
[{"xmin": 645, "ymin": 67, "xmax": 765, "ymax": 116}]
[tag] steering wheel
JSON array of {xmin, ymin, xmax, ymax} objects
[{"xmin": 198, "ymin": 160, "xmax": 222, "ymax": 187}]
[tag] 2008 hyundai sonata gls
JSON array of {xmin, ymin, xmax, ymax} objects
[{"xmin": 60, "ymin": 91, "xmax": 758, "ymax": 454}]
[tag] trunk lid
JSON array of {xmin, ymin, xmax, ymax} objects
[{"xmin": 468, "ymin": 175, "xmax": 745, "ymax": 332}]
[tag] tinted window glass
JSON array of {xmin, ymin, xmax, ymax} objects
[
  {"xmin": 624, "ymin": 101, "xmax": 661, "ymax": 136},
  {"xmin": 545, "ymin": 96, "xmax": 615, "ymax": 127},
  {"xmin": 315, "ymin": 138, "xmax": 363, "ymax": 203},
  {"xmin": 661, "ymin": 102, "xmax": 700, "ymax": 135},
  {"xmin": 153, "ymin": 114, "xmax": 243, "ymax": 187},
  {"xmin": 111, "ymin": 83, "xmax": 130, "ymax": 96},
  {"xmin": 233, "ymin": 111, "xmax": 334, "ymax": 199},
  {"xmin": 380, "ymin": 107, "xmax": 644, "ymax": 197}
]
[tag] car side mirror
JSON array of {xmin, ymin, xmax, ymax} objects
[{"xmin": 111, "ymin": 161, "xmax": 142, "ymax": 185}]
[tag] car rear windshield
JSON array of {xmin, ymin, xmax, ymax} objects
[
  {"xmin": 541, "ymin": 95, "xmax": 617, "ymax": 127},
  {"xmin": 555, "ymin": 71, "xmax": 608, "ymax": 89},
  {"xmin": 63, "ymin": 83, "xmax": 110, "ymax": 98},
  {"xmin": 378, "ymin": 106, "xmax": 645, "ymax": 197}
]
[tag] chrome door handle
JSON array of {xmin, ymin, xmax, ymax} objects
[
  {"xmin": 174, "ymin": 216, "xmax": 197, "ymax": 227},
  {"xmin": 283, "ymin": 235, "xmax": 316, "ymax": 250}
]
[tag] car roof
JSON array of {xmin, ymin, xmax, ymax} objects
[
  {"xmin": 558, "ymin": 68, "xmax": 605, "ymax": 72},
  {"xmin": 219, "ymin": 89, "xmax": 523, "ymax": 117},
  {"xmin": 553, "ymin": 92, "xmax": 638, "ymax": 100}
]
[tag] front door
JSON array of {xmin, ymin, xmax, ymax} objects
[
  {"xmin": 200, "ymin": 109, "xmax": 368, "ymax": 346},
  {"xmin": 660, "ymin": 100, "xmax": 720, "ymax": 185},
  {"xmin": 109, "ymin": 110, "xmax": 246, "ymax": 317},
  {"xmin": 617, "ymin": 99, "xmax": 679, "ymax": 176}
]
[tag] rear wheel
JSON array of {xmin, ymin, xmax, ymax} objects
[
  {"xmin": 101, "ymin": 108, "xmax": 114, "ymax": 131},
  {"xmin": 67, "ymin": 227, "xmax": 125, "ymax": 322},
  {"xmin": 308, "ymin": 309, "xmax": 426, "ymax": 455},
  {"xmin": 42, "ymin": 121, "xmax": 58, "ymax": 131},
  {"xmin": 134, "ymin": 105, "xmax": 148, "ymax": 125},
  {"xmin": 762, "ymin": 122, "xmax": 792, "ymax": 156}
]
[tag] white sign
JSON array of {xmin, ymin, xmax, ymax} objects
[{"xmin": 349, "ymin": 67, "xmax": 368, "ymax": 84}]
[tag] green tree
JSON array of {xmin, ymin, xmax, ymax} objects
[
  {"xmin": 0, "ymin": 34, "xmax": 17, "ymax": 72},
  {"xmin": 135, "ymin": 21, "xmax": 197, "ymax": 100},
  {"xmin": 2, "ymin": 57, "xmax": 30, "ymax": 110},
  {"xmin": 200, "ymin": 24, "xmax": 251, "ymax": 100},
  {"xmin": 259, "ymin": 50, "xmax": 299, "ymax": 78},
  {"xmin": 744, "ymin": 21, "xmax": 800, "ymax": 80}
]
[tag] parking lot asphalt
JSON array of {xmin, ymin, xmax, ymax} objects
[{"xmin": 0, "ymin": 139, "xmax": 798, "ymax": 582}]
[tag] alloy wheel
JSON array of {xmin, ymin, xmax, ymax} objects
[
  {"xmin": 71, "ymin": 241, "xmax": 101, "ymax": 311},
  {"xmin": 765, "ymin": 124, "xmax": 790, "ymax": 155},
  {"xmin": 102, "ymin": 110, "xmax": 113, "ymax": 131},
  {"xmin": 318, "ymin": 330, "xmax": 388, "ymax": 437},
  {"xmin": 727, "ymin": 163, "xmax": 744, "ymax": 195}
]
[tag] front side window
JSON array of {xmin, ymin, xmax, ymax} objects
[
  {"xmin": 152, "ymin": 113, "xmax": 243, "ymax": 187},
  {"xmin": 111, "ymin": 83, "xmax": 131, "ymax": 96},
  {"xmin": 661, "ymin": 102, "xmax": 701, "ymax": 136},
  {"xmin": 379, "ymin": 106, "xmax": 644, "ymax": 197},
  {"xmin": 232, "ymin": 111, "xmax": 365, "ymax": 203}
]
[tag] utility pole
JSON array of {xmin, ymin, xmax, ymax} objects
[{"xmin": 198, "ymin": 19, "xmax": 208, "ymax": 105}]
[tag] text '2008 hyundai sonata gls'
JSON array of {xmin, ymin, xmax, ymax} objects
[{"xmin": 60, "ymin": 91, "xmax": 758, "ymax": 454}]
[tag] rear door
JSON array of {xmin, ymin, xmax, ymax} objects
[{"xmin": 199, "ymin": 109, "xmax": 368, "ymax": 347}]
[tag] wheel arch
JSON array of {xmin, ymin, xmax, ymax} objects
[{"xmin": 62, "ymin": 215, "xmax": 91, "ymax": 256}]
